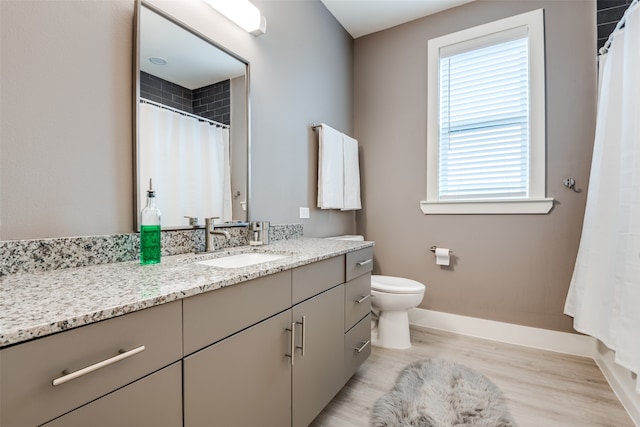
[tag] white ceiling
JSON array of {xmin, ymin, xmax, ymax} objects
[
  {"xmin": 140, "ymin": 6, "xmax": 245, "ymax": 89},
  {"xmin": 320, "ymin": 0, "xmax": 476, "ymax": 39}
]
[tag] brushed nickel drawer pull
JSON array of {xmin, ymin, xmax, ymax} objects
[
  {"xmin": 286, "ymin": 322, "xmax": 297, "ymax": 366},
  {"xmin": 296, "ymin": 316, "xmax": 306, "ymax": 356},
  {"xmin": 356, "ymin": 294, "xmax": 371, "ymax": 304},
  {"xmin": 52, "ymin": 345, "xmax": 146, "ymax": 387},
  {"xmin": 356, "ymin": 259, "xmax": 372, "ymax": 267},
  {"xmin": 355, "ymin": 340, "xmax": 371, "ymax": 354}
]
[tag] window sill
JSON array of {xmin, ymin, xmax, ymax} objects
[{"xmin": 420, "ymin": 198, "xmax": 554, "ymax": 215}]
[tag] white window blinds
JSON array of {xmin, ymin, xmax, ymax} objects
[{"xmin": 438, "ymin": 29, "xmax": 530, "ymax": 200}]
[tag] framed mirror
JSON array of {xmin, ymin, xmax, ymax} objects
[{"xmin": 134, "ymin": 1, "xmax": 249, "ymax": 230}]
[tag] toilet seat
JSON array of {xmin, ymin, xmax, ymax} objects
[{"xmin": 371, "ymin": 275, "xmax": 425, "ymax": 294}]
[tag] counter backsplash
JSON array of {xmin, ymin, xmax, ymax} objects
[{"xmin": 0, "ymin": 224, "xmax": 304, "ymax": 276}]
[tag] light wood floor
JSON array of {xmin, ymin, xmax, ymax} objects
[{"xmin": 311, "ymin": 325, "xmax": 634, "ymax": 427}]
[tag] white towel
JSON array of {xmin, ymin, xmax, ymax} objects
[
  {"xmin": 341, "ymin": 133, "xmax": 361, "ymax": 211},
  {"xmin": 317, "ymin": 123, "xmax": 344, "ymax": 209}
]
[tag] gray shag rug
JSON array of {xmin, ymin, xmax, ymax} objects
[{"xmin": 371, "ymin": 359, "xmax": 517, "ymax": 427}]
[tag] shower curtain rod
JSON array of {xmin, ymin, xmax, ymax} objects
[
  {"xmin": 140, "ymin": 98, "xmax": 230, "ymax": 129},
  {"xmin": 600, "ymin": 0, "xmax": 639, "ymax": 54}
]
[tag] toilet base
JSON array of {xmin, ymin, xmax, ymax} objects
[{"xmin": 373, "ymin": 310, "xmax": 412, "ymax": 349}]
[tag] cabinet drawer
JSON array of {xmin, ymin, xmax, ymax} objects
[
  {"xmin": 183, "ymin": 270, "xmax": 291, "ymax": 355},
  {"xmin": 42, "ymin": 362, "xmax": 182, "ymax": 427},
  {"xmin": 345, "ymin": 273, "xmax": 371, "ymax": 332},
  {"xmin": 292, "ymin": 255, "xmax": 345, "ymax": 304},
  {"xmin": 344, "ymin": 314, "xmax": 371, "ymax": 380},
  {"xmin": 346, "ymin": 247, "xmax": 374, "ymax": 282},
  {"xmin": 0, "ymin": 301, "xmax": 182, "ymax": 427}
]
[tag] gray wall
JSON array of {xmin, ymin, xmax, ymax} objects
[
  {"xmin": 354, "ymin": 0, "xmax": 597, "ymax": 333},
  {"xmin": 0, "ymin": 0, "xmax": 354, "ymax": 240},
  {"xmin": 1, "ymin": 0, "xmax": 134, "ymax": 240}
]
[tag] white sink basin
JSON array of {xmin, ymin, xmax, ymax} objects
[{"xmin": 195, "ymin": 252, "xmax": 289, "ymax": 269}]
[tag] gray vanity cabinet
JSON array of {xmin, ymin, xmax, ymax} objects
[
  {"xmin": 41, "ymin": 362, "xmax": 183, "ymax": 427},
  {"xmin": 290, "ymin": 256, "xmax": 345, "ymax": 427},
  {"xmin": 183, "ymin": 255, "xmax": 350, "ymax": 427},
  {"xmin": 292, "ymin": 285, "xmax": 345, "ymax": 427},
  {"xmin": 1, "ymin": 246, "xmax": 373, "ymax": 427},
  {"xmin": 182, "ymin": 271, "xmax": 292, "ymax": 427},
  {"xmin": 343, "ymin": 247, "xmax": 373, "ymax": 380},
  {"xmin": 0, "ymin": 301, "xmax": 182, "ymax": 427},
  {"xmin": 182, "ymin": 271, "xmax": 292, "ymax": 356},
  {"xmin": 183, "ymin": 310, "xmax": 293, "ymax": 427}
]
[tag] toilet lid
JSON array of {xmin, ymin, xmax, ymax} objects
[{"xmin": 371, "ymin": 275, "xmax": 426, "ymax": 294}]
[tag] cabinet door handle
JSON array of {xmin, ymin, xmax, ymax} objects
[
  {"xmin": 52, "ymin": 345, "xmax": 146, "ymax": 387},
  {"xmin": 356, "ymin": 259, "xmax": 372, "ymax": 267},
  {"xmin": 356, "ymin": 294, "xmax": 371, "ymax": 304},
  {"xmin": 355, "ymin": 340, "xmax": 370, "ymax": 354},
  {"xmin": 296, "ymin": 316, "xmax": 306, "ymax": 356},
  {"xmin": 286, "ymin": 322, "xmax": 297, "ymax": 366}
]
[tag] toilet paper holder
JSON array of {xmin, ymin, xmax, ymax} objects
[{"xmin": 430, "ymin": 246, "xmax": 453, "ymax": 255}]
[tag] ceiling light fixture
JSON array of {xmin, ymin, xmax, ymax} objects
[
  {"xmin": 203, "ymin": 0, "xmax": 267, "ymax": 36},
  {"xmin": 148, "ymin": 57, "xmax": 168, "ymax": 66}
]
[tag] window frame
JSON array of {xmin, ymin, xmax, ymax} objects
[{"xmin": 421, "ymin": 9, "xmax": 553, "ymax": 215}]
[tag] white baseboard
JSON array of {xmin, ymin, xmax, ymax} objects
[
  {"xmin": 408, "ymin": 308, "xmax": 596, "ymax": 357},
  {"xmin": 408, "ymin": 308, "xmax": 639, "ymax": 427},
  {"xmin": 593, "ymin": 345, "xmax": 640, "ymax": 427}
]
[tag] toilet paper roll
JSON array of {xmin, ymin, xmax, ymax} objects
[{"xmin": 435, "ymin": 248, "xmax": 450, "ymax": 266}]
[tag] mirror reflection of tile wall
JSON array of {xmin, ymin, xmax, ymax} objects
[
  {"xmin": 596, "ymin": 0, "xmax": 633, "ymax": 51},
  {"xmin": 140, "ymin": 71, "xmax": 230, "ymax": 125}
]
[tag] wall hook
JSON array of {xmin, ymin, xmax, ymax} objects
[{"xmin": 563, "ymin": 178, "xmax": 581, "ymax": 193}]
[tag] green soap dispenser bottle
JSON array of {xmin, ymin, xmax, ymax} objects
[{"xmin": 140, "ymin": 178, "xmax": 161, "ymax": 265}]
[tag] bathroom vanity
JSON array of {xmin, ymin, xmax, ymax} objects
[{"xmin": 0, "ymin": 238, "xmax": 373, "ymax": 427}]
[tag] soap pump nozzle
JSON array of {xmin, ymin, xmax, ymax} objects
[{"xmin": 147, "ymin": 178, "xmax": 155, "ymax": 197}]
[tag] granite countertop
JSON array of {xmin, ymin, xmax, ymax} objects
[{"xmin": 0, "ymin": 237, "xmax": 373, "ymax": 349}]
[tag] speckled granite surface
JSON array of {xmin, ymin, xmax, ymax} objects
[
  {"xmin": 0, "ymin": 237, "xmax": 372, "ymax": 348},
  {"xmin": 0, "ymin": 234, "xmax": 138, "ymax": 276},
  {"xmin": 0, "ymin": 224, "xmax": 303, "ymax": 276}
]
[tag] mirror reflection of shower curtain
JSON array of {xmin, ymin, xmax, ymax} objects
[
  {"xmin": 564, "ymin": 3, "xmax": 640, "ymax": 394},
  {"xmin": 139, "ymin": 102, "xmax": 232, "ymax": 227}
]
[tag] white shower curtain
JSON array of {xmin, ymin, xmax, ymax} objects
[
  {"xmin": 564, "ymin": 3, "xmax": 640, "ymax": 393},
  {"xmin": 139, "ymin": 102, "xmax": 232, "ymax": 227}
]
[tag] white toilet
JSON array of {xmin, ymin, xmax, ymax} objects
[
  {"xmin": 371, "ymin": 275, "xmax": 425, "ymax": 349},
  {"xmin": 326, "ymin": 235, "xmax": 426, "ymax": 350}
]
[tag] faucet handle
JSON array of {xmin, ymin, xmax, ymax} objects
[
  {"xmin": 204, "ymin": 217, "xmax": 221, "ymax": 228},
  {"xmin": 184, "ymin": 216, "xmax": 199, "ymax": 227}
]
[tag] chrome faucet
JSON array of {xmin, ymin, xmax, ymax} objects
[{"xmin": 204, "ymin": 217, "xmax": 231, "ymax": 252}]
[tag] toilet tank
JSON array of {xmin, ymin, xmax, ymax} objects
[{"xmin": 325, "ymin": 235, "xmax": 364, "ymax": 241}]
